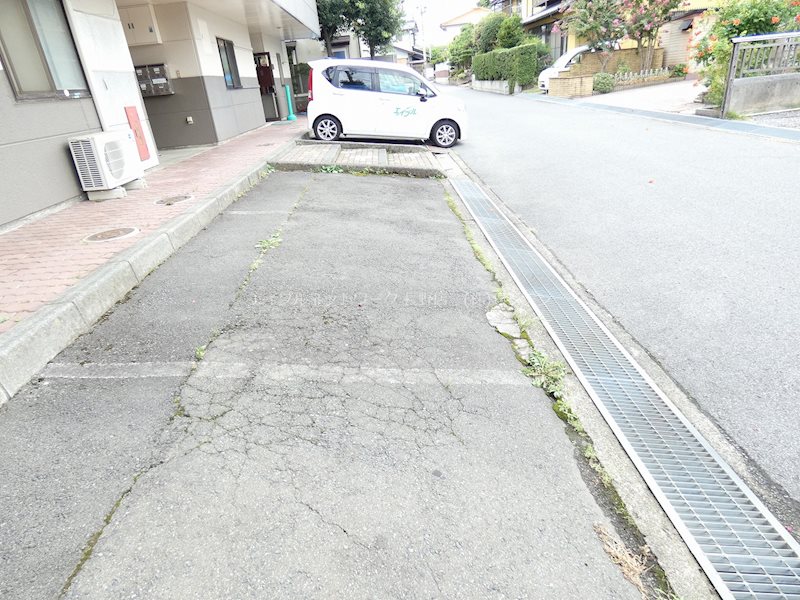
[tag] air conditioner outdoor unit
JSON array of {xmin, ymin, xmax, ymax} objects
[{"xmin": 68, "ymin": 129, "xmax": 144, "ymax": 192}]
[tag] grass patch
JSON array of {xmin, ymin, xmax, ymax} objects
[{"xmin": 318, "ymin": 165, "xmax": 344, "ymax": 174}]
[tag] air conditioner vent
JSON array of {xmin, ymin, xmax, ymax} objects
[{"xmin": 68, "ymin": 130, "xmax": 144, "ymax": 192}]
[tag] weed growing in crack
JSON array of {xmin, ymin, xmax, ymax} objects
[
  {"xmin": 260, "ymin": 164, "xmax": 275, "ymax": 177},
  {"xmin": 522, "ymin": 347, "xmax": 566, "ymax": 400},
  {"xmin": 349, "ymin": 167, "xmax": 389, "ymax": 176},
  {"xmin": 172, "ymin": 395, "xmax": 186, "ymax": 419},
  {"xmin": 318, "ymin": 165, "xmax": 344, "ymax": 174},
  {"xmin": 194, "ymin": 345, "xmax": 206, "ymax": 361},
  {"xmin": 445, "ymin": 192, "xmax": 496, "ymax": 275},
  {"xmin": 257, "ymin": 231, "xmax": 283, "ymax": 251}
]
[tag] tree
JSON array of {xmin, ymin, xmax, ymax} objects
[
  {"xmin": 478, "ymin": 0, "xmax": 492, "ymax": 7},
  {"xmin": 349, "ymin": 0, "xmax": 403, "ymax": 58},
  {"xmin": 317, "ymin": 0, "xmax": 351, "ymax": 56},
  {"xmin": 621, "ymin": 0, "xmax": 682, "ymax": 71},
  {"xmin": 449, "ymin": 23, "xmax": 477, "ymax": 69},
  {"xmin": 475, "ymin": 12, "xmax": 507, "ymax": 53},
  {"xmin": 558, "ymin": 0, "xmax": 627, "ymax": 71},
  {"xmin": 429, "ymin": 45, "xmax": 449, "ymax": 65},
  {"xmin": 496, "ymin": 15, "xmax": 525, "ymax": 47}
]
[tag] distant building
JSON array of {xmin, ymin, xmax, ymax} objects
[{"xmin": 439, "ymin": 7, "xmax": 492, "ymax": 45}]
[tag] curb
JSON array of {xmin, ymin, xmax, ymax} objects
[{"xmin": 0, "ymin": 138, "xmax": 297, "ymax": 405}]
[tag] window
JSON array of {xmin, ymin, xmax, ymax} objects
[
  {"xmin": 0, "ymin": 0, "xmax": 89, "ymax": 99},
  {"xmin": 334, "ymin": 67, "xmax": 375, "ymax": 91},
  {"xmin": 378, "ymin": 70, "xmax": 423, "ymax": 96},
  {"xmin": 217, "ymin": 37, "xmax": 241, "ymax": 89},
  {"xmin": 332, "ymin": 49, "xmax": 347, "ymax": 59}
]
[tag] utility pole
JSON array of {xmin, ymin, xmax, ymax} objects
[{"xmin": 416, "ymin": 2, "xmax": 427, "ymax": 65}]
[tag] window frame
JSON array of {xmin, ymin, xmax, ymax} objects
[
  {"xmin": 332, "ymin": 66, "xmax": 377, "ymax": 92},
  {"xmin": 0, "ymin": 0, "xmax": 90, "ymax": 101},
  {"xmin": 216, "ymin": 37, "xmax": 241, "ymax": 90},
  {"xmin": 376, "ymin": 68, "xmax": 435, "ymax": 98}
]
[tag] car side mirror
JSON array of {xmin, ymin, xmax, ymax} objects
[{"xmin": 417, "ymin": 89, "xmax": 428, "ymax": 102}]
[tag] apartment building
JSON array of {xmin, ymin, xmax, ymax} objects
[{"xmin": 0, "ymin": 0, "xmax": 319, "ymax": 228}]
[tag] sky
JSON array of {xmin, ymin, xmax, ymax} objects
[{"xmin": 403, "ymin": 0, "xmax": 482, "ymax": 47}]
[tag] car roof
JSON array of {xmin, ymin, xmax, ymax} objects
[{"xmin": 308, "ymin": 58, "xmax": 422, "ymax": 77}]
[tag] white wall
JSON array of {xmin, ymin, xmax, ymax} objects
[
  {"xmin": 64, "ymin": 0, "xmax": 158, "ymax": 168},
  {"xmin": 274, "ymin": 0, "xmax": 320, "ymax": 37},
  {"xmin": 127, "ymin": 2, "xmax": 200, "ymax": 80},
  {"xmin": 186, "ymin": 2, "xmax": 256, "ymax": 80}
]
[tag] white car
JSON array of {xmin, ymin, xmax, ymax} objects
[
  {"xmin": 538, "ymin": 45, "xmax": 592, "ymax": 92},
  {"xmin": 306, "ymin": 59, "xmax": 468, "ymax": 148}
]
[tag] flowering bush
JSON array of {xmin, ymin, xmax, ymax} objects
[
  {"xmin": 690, "ymin": 0, "xmax": 800, "ymax": 106},
  {"xmin": 670, "ymin": 63, "xmax": 689, "ymax": 77}
]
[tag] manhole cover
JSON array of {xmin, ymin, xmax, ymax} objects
[
  {"xmin": 83, "ymin": 227, "xmax": 138, "ymax": 243},
  {"xmin": 156, "ymin": 194, "xmax": 193, "ymax": 206}
]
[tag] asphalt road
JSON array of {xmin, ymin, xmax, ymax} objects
[
  {"xmin": 0, "ymin": 172, "xmax": 639, "ymax": 599},
  {"xmin": 448, "ymin": 86, "xmax": 800, "ymax": 508}
]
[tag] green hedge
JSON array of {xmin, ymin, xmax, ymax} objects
[{"xmin": 472, "ymin": 41, "xmax": 551, "ymax": 91}]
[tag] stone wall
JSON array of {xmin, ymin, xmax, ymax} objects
[
  {"xmin": 568, "ymin": 48, "xmax": 666, "ymax": 76},
  {"xmin": 549, "ymin": 76, "xmax": 594, "ymax": 98}
]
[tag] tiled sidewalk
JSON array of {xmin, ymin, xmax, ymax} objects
[
  {"xmin": 0, "ymin": 118, "xmax": 306, "ymax": 400},
  {"xmin": 0, "ymin": 119, "xmax": 305, "ymax": 337}
]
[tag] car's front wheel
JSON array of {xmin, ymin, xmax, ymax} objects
[
  {"xmin": 313, "ymin": 115, "xmax": 342, "ymax": 142},
  {"xmin": 430, "ymin": 120, "xmax": 459, "ymax": 148}
]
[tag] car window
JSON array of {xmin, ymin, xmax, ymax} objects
[
  {"xmin": 334, "ymin": 67, "xmax": 375, "ymax": 91},
  {"xmin": 378, "ymin": 70, "xmax": 422, "ymax": 96},
  {"xmin": 323, "ymin": 67, "xmax": 335, "ymax": 83}
]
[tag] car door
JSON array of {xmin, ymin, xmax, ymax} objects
[
  {"xmin": 330, "ymin": 66, "xmax": 378, "ymax": 136},
  {"xmin": 374, "ymin": 69, "xmax": 433, "ymax": 139}
]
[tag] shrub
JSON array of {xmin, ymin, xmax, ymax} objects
[
  {"xmin": 497, "ymin": 15, "xmax": 524, "ymax": 48},
  {"xmin": 449, "ymin": 23, "xmax": 476, "ymax": 69},
  {"xmin": 475, "ymin": 12, "xmax": 506, "ymax": 54},
  {"xmin": 670, "ymin": 63, "xmax": 688, "ymax": 78},
  {"xmin": 472, "ymin": 40, "xmax": 551, "ymax": 90},
  {"xmin": 593, "ymin": 72, "xmax": 615, "ymax": 93}
]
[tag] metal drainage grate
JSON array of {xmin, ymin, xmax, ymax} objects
[
  {"xmin": 83, "ymin": 227, "xmax": 138, "ymax": 243},
  {"xmin": 450, "ymin": 177, "xmax": 800, "ymax": 600}
]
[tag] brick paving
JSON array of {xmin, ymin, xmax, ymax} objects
[
  {"xmin": 272, "ymin": 141, "xmax": 442, "ymax": 175},
  {"xmin": 0, "ymin": 118, "xmax": 306, "ymax": 335}
]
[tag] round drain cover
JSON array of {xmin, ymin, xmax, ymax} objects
[
  {"xmin": 156, "ymin": 194, "xmax": 193, "ymax": 206},
  {"xmin": 83, "ymin": 227, "xmax": 138, "ymax": 243}
]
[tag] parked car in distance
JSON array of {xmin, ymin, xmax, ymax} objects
[
  {"xmin": 306, "ymin": 59, "xmax": 468, "ymax": 148},
  {"xmin": 538, "ymin": 45, "xmax": 592, "ymax": 92}
]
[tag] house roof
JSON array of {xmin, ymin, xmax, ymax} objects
[
  {"xmin": 440, "ymin": 7, "xmax": 492, "ymax": 29},
  {"xmin": 522, "ymin": 4, "xmax": 561, "ymax": 25}
]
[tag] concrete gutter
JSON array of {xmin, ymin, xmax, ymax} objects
[{"xmin": 0, "ymin": 142, "xmax": 294, "ymax": 404}]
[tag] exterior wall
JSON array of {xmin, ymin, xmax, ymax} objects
[
  {"xmin": 0, "ymin": 0, "xmax": 155, "ymax": 228},
  {"xmin": 729, "ymin": 72, "xmax": 800, "ymax": 115},
  {"xmin": 659, "ymin": 22, "xmax": 692, "ymax": 67},
  {"xmin": 128, "ymin": 1, "xmax": 264, "ymax": 148},
  {"xmin": 0, "ymin": 64, "xmax": 101, "ymax": 226},
  {"xmin": 66, "ymin": 0, "xmax": 158, "ymax": 167}
]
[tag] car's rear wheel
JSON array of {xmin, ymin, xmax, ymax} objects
[
  {"xmin": 430, "ymin": 120, "xmax": 459, "ymax": 148},
  {"xmin": 314, "ymin": 115, "xmax": 342, "ymax": 142}
]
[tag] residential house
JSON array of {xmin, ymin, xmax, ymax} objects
[
  {"xmin": 0, "ymin": 0, "xmax": 320, "ymax": 229},
  {"xmin": 438, "ymin": 7, "xmax": 492, "ymax": 45},
  {"xmin": 490, "ymin": 0, "xmax": 523, "ymax": 15}
]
